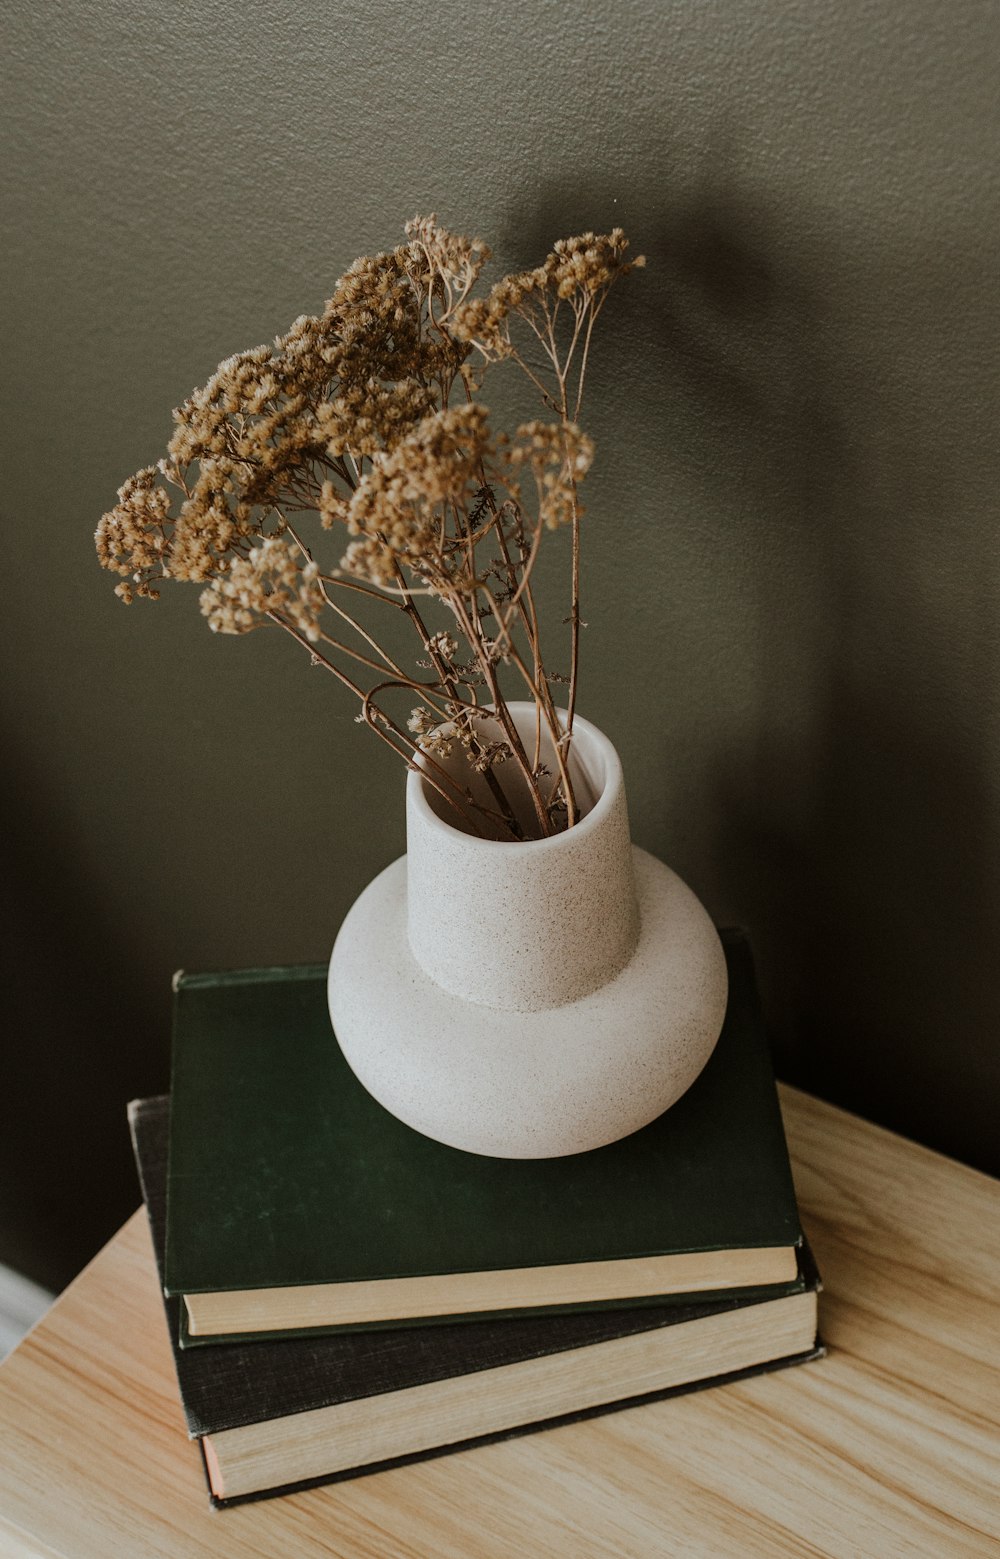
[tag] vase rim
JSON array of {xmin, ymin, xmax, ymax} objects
[{"xmin": 407, "ymin": 705, "xmax": 623, "ymax": 852}]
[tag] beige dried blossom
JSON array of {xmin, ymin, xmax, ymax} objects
[
  {"xmin": 169, "ymin": 346, "xmax": 322, "ymax": 520},
  {"xmin": 450, "ymin": 275, "xmax": 540, "ymax": 359},
  {"xmin": 452, "ymin": 228, "xmax": 643, "ymax": 360},
  {"xmin": 407, "ymin": 705, "xmax": 438, "ymax": 736},
  {"xmin": 407, "ymin": 705, "xmax": 455, "ymax": 760},
  {"xmin": 325, "ymin": 245, "xmax": 465, "ymax": 388},
  {"xmin": 343, "ymin": 403, "xmax": 491, "ymax": 583},
  {"xmin": 273, "ymin": 312, "xmax": 343, "ymax": 388},
  {"xmin": 545, "ymin": 228, "xmax": 644, "ymax": 299},
  {"xmin": 316, "ymin": 378, "xmax": 436, "ymax": 460},
  {"xmin": 508, "ymin": 421, "xmax": 595, "ymax": 529},
  {"xmin": 404, "ymin": 213, "xmax": 490, "ymax": 300},
  {"xmin": 427, "ymin": 630, "xmax": 458, "ymax": 661},
  {"xmin": 338, "ymin": 534, "xmax": 400, "ymax": 588},
  {"xmin": 470, "ymin": 739, "xmax": 510, "ymax": 773},
  {"xmin": 95, "ymin": 468, "xmax": 173, "ymax": 594},
  {"xmin": 200, "ymin": 537, "xmax": 325, "ymax": 640},
  {"xmin": 318, "ymin": 480, "xmax": 351, "ymax": 531},
  {"xmin": 167, "ymin": 498, "xmax": 240, "ymax": 583}
]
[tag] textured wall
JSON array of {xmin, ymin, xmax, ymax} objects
[{"xmin": 2, "ymin": 0, "xmax": 998, "ymax": 1288}]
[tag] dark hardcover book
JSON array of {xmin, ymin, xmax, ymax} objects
[
  {"xmin": 166, "ymin": 929, "xmax": 805, "ymax": 1340},
  {"xmin": 130, "ymin": 1095, "xmax": 823, "ymax": 1507}
]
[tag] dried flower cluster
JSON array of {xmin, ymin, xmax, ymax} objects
[{"xmin": 96, "ymin": 217, "xmax": 643, "ymax": 839}]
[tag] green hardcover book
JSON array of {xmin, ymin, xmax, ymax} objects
[{"xmin": 166, "ymin": 929, "xmax": 803, "ymax": 1340}]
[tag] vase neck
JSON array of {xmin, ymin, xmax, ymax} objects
[{"xmin": 405, "ymin": 711, "xmax": 639, "ymax": 1013}]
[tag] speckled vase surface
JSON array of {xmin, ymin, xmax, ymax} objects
[{"xmin": 328, "ymin": 707, "xmax": 729, "ymax": 1158}]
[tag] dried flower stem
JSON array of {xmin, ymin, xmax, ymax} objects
[{"xmin": 270, "ymin": 613, "xmax": 493, "ymax": 836}]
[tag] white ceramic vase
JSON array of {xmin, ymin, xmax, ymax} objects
[{"xmin": 328, "ymin": 706, "xmax": 728, "ymax": 1158}]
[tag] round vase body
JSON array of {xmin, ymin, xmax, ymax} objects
[{"xmin": 328, "ymin": 708, "xmax": 728, "ymax": 1158}]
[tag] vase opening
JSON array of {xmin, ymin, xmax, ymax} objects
[{"xmin": 415, "ymin": 705, "xmax": 606, "ymax": 843}]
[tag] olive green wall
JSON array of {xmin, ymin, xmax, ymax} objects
[{"xmin": 3, "ymin": 0, "xmax": 998, "ymax": 1289}]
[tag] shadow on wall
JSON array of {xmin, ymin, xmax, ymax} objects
[
  {"xmin": 515, "ymin": 162, "xmax": 1000, "ymax": 1176},
  {"xmin": 0, "ymin": 729, "xmax": 170, "ymax": 1292},
  {"xmin": 719, "ymin": 468, "xmax": 1000, "ymax": 1177},
  {"xmin": 656, "ymin": 174, "xmax": 1000, "ymax": 1175},
  {"xmin": 754, "ymin": 653, "xmax": 1000, "ymax": 1174}
]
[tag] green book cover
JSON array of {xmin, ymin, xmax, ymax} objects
[{"xmin": 166, "ymin": 929, "xmax": 802, "ymax": 1333}]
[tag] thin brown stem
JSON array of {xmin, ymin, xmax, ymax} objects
[
  {"xmin": 490, "ymin": 506, "xmax": 549, "ymax": 680},
  {"xmin": 439, "ymin": 516, "xmax": 530, "ymax": 841},
  {"xmin": 497, "ymin": 636, "xmax": 577, "ymax": 829},
  {"xmin": 320, "ymin": 572, "xmax": 409, "ymax": 608},
  {"xmin": 264, "ymin": 612, "xmax": 489, "ymax": 833},
  {"xmin": 573, "ymin": 305, "xmax": 598, "ymax": 422},
  {"xmin": 389, "ymin": 557, "xmax": 526, "ymax": 840},
  {"xmin": 505, "ymin": 343, "xmax": 561, "ymax": 413},
  {"xmin": 282, "ymin": 516, "xmax": 416, "ymax": 680},
  {"xmin": 566, "ymin": 487, "xmax": 582, "ymax": 745},
  {"xmin": 475, "ymin": 483, "xmax": 576, "ymax": 825},
  {"xmin": 360, "ymin": 681, "xmax": 521, "ymax": 840},
  {"xmin": 449, "ymin": 592, "xmax": 552, "ymax": 837}
]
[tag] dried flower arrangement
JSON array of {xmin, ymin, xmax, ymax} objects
[{"xmin": 96, "ymin": 217, "xmax": 643, "ymax": 841}]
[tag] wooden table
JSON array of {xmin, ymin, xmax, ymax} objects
[{"xmin": 0, "ymin": 1086, "xmax": 997, "ymax": 1557}]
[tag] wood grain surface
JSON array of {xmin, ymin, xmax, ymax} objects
[{"xmin": 0, "ymin": 1085, "xmax": 997, "ymax": 1558}]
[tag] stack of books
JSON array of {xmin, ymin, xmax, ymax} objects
[{"xmin": 128, "ymin": 928, "xmax": 822, "ymax": 1507}]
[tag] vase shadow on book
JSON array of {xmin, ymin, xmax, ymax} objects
[{"xmin": 329, "ymin": 705, "xmax": 728, "ymax": 1158}]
